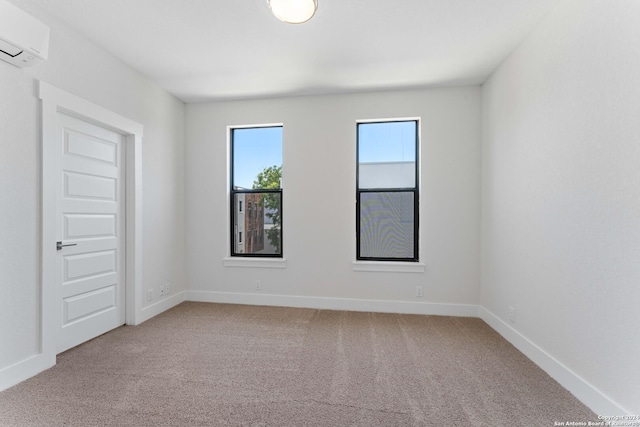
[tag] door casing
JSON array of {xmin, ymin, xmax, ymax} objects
[{"xmin": 40, "ymin": 81, "xmax": 143, "ymax": 361}]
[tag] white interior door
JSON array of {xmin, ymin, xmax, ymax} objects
[{"xmin": 56, "ymin": 112, "xmax": 125, "ymax": 353}]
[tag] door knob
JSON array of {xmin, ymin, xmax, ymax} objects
[{"xmin": 56, "ymin": 241, "xmax": 78, "ymax": 250}]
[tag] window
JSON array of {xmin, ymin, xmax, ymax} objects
[
  {"xmin": 356, "ymin": 120, "xmax": 419, "ymax": 261},
  {"xmin": 231, "ymin": 126, "xmax": 283, "ymax": 257}
]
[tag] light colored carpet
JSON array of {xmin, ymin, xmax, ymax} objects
[{"xmin": 0, "ymin": 302, "xmax": 597, "ymax": 426}]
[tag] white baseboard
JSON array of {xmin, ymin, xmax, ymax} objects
[
  {"xmin": 186, "ymin": 290, "xmax": 479, "ymax": 317},
  {"xmin": 0, "ymin": 291, "xmax": 186, "ymax": 392},
  {"xmin": 0, "ymin": 352, "xmax": 55, "ymax": 392},
  {"xmin": 479, "ymin": 307, "xmax": 628, "ymax": 416},
  {"xmin": 2, "ymin": 290, "xmax": 627, "ymax": 417},
  {"xmin": 186, "ymin": 292, "xmax": 628, "ymax": 415},
  {"xmin": 136, "ymin": 291, "xmax": 187, "ymax": 324}
]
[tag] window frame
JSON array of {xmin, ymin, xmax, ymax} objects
[
  {"xmin": 356, "ymin": 119, "xmax": 420, "ymax": 262},
  {"xmin": 229, "ymin": 125, "xmax": 283, "ymax": 258}
]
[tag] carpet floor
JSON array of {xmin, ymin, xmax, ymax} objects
[{"xmin": 0, "ymin": 302, "xmax": 598, "ymax": 426}]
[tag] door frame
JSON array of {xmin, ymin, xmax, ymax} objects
[{"xmin": 39, "ymin": 81, "xmax": 143, "ymax": 361}]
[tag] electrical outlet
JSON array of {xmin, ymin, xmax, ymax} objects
[
  {"xmin": 255, "ymin": 280, "xmax": 261, "ymax": 291},
  {"xmin": 415, "ymin": 286, "xmax": 423, "ymax": 297},
  {"xmin": 147, "ymin": 289, "xmax": 153, "ymax": 301},
  {"xmin": 159, "ymin": 283, "xmax": 170, "ymax": 296},
  {"xmin": 509, "ymin": 306, "xmax": 516, "ymax": 323}
]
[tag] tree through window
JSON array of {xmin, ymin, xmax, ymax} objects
[{"xmin": 230, "ymin": 126, "xmax": 282, "ymax": 257}]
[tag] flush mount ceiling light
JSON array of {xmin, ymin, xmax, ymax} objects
[{"xmin": 268, "ymin": 0, "xmax": 317, "ymax": 24}]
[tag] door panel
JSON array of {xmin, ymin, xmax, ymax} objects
[
  {"xmin": 64, "ymin": 172, "xmax": 117, "ymax": 200},
  {"xmin": 62, "ymin": 272, "xmax": 118, "ymax": 299},
  {"xmin": 65, "ymin": 131, "xmax": 118, "ymax": 164},
  {"xmin": 64, "ymin": 214, "xmax": 116, "ymax": 239},
  {"xmin": 56, "ymin": 113, "xmax": 125, "ymax": 353},
  {"xmin": 64, "ymin": 286, "xmax": 116, "ymax": 323},
  {"xmin": 64, "ymin": 250, "xmax": 116, "ymax": 281}
]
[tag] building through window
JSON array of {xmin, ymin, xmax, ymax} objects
[
  {"xmin": 230, "ymin": 126, "xmax": 283, "ymax": 257},
  {"xmin": 356, "ymin": 120, "xmax": 419, "ymax": 261}
]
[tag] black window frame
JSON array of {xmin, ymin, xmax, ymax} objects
[
  {"xmin": 230, "ymin": 126, "xmax": 283, "ymax": 258},
  {"xmin": 356, "ymin": 119, "xmax": 419, "ymax": 262}
]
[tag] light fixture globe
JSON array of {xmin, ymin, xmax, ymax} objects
[{"xmin": 268, "ymin": 0, "xmax": 317, "ymax": 24}]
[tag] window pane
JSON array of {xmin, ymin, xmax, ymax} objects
[
  {"xmin": 359, "ymin": 162, "xmax": 416, "ymax": 189},
  {"xmin": 233, "ymin": 192, "xmax": 281, "ymax": 255},
  {"xmin": 358, "ymin": 122, "xmax": 416, "ymax": 163},
  {"xmin": 358, "ymin": 121, "xmax": 416, "ymax": 189},
  {"xmin": 233, "ymin": 127, "xmax": 282, "ymax": 190},
  {"xmin": 359, "ymin": 191, "xmax": 414, "ymax": 259}
]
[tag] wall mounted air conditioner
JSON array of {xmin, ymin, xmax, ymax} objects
[{"xmin": 0, "ymin": 0, "xmax": 50, "ymax": 67}]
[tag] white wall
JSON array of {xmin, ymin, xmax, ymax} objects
[
  {"xmin": 0, "ymin": 0, "xmax": 185, "ymax": 376},
  {"xmin": 186, "ymin": 88, "xmax": 481, "ymax": 311},
  {"xmin": 481, "ymin": 0, "xmax": 640, "ymax": 414},
  {"xmin": 7, "ymin": 0, "xmax": 633, "ymax": 416}
]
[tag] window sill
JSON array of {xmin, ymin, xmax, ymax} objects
[
  {"xmin": 223, "ymin": 257, "xmax": 287, "ymax": 269},
  {"xmin": 352, "ymin": 261, "xmax": 426, "ymax": 273}
]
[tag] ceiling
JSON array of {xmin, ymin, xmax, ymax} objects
[{"xmin": 27, "ymin": 0, "xmax": 559, "ymax": 103}]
